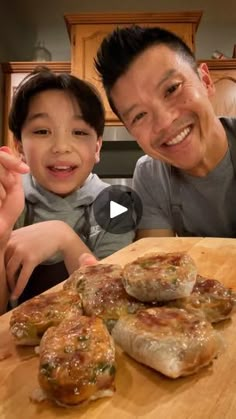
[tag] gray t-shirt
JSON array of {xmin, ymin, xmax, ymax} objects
[
  {"xmin": 16, "ymin": 173, "xmax": 134, "ymax": 263},
  {"xmin": 133, "ymin": 117, "xmax": 236, "ymax": 238}
]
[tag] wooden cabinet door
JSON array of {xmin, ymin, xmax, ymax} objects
[
  {"xmin": 2, "ymin": 72, "xmax": 28, "ymax": 148},
  {"xmin": 71, "ymin": 24, "xmax": 127, "ymax": 124},
  {"xmin": 202, "ymin": 60, "xmax": 236, "ymax": 117},
  {"xmin": 65, "ymin": 12, "xmax": 202, "ymax": 124},
  {"xmin": 1, "ymin": 62, "xmax": 71, "ymax": 147}
]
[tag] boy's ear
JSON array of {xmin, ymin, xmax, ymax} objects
[
  {"xmin": 14, "ymin": 138, "xmax": 26, "ymax": 162},
  {"xmin": 198, "ymin": 63, "xmax": 215, "ymax": 97},
  {"xmin": 95, "ymin": 136, "xmax": 103, "ymax": 164}
]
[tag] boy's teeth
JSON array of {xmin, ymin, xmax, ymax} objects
[
  {"xmin": 51, "ymin": 166, "xmax": 72, "ymax": 171},
  {"xmin": 166, "ymin": 127, "xmax": 191, "ymax": 146}
]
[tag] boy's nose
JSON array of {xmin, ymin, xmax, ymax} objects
[{"xmin": 51, "ymin": 134, "xmax": 72, "ymax": 153}]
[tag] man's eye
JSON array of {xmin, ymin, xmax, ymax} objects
[
  {"xmin": 73, "ymin": 130, "xmax": 88, "ymax": 136},
  {"xmin": 33, "ymin": 129, "xmax": 49, "ymax": 135},
  {"xmin": 132, "ymin": 112, "xmax": 146, "ymax": 125},
  {"xmin": 165, "ymin": 82, "xmax": 182, "ymax": 97}
]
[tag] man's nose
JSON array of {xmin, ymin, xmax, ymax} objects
[{"xmin": 152, "ymin": 102, "xmax": 179, "ymax": 134}]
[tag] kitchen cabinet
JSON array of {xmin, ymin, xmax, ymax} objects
[
  {"xmin": 1, "ymin": 61, "xmax": 71, "ymax": 147},
  {"xmin": 64, "ymin": 11, "xmax": 202, "ymax": 124},
  {"xmin": 201, "ymin": 59, "xmax": 236, "ymax": 116}
]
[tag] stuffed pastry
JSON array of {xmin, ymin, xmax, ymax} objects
[
  {"xmin": 10, "ymin": 289, "xmax": 82, "ymax": 346},
  {"xmin": 112, "ymin": 307, "xmax": 223, "ymax": 378},
  {"xmin": 64, "ymin": 263, "xmax": 145, "ymax": 331},
  {"xmin": 167, "ymin": 274, "xmax": 236, "ymax": 323},
  {"xmin": 122, "ymin": 252, "xmax": 197, "ymax": 302},
  {"xmin": 38, "ymin": 315, "xmax": 116, "ymax": 406}
]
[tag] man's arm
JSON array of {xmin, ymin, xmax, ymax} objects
[{"xmin": 132, "ymin": 158, "xmax": 175, "ymax": 239}]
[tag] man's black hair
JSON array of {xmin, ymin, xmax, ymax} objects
[{"xmin": 95, "ymin": 25, "xmax": 198, "ymax": 116}]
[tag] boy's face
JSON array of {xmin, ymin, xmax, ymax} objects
[
  {"xmin": 17, "ymin": 89, "xmax": 102, "ymax": 196},
  {"xmin": 110, "ymin": 45, "xmax": 218, "ymax": 175}
]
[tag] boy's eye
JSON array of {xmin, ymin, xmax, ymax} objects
[
  {"xmin": 33, "ymin": 129, "xmax": 49, "ymax": 135},
  {"xmin": 165, "ymin": 82, "xmax": 182, "ymax": 97}
]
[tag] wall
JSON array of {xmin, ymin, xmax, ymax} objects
[
  {"xmin": 1, "ymin": 0, "xmax": 236, "ymax": 61},
  {"xmin": 33, "ymin": 20, "xmax": 236, "ymax": 61},
  {"xmin": 1, "ymin": 0, "xmax": 236, "ymax": 146}
]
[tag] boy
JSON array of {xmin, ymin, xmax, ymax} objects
[{"xmin": 4, "ymin": 68, "xmax": 134, "ymax": 305}]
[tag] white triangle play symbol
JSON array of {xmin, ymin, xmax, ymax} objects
[{"xmin": 110, "ymin": 200, "xmax": 128, "ymax": 219}]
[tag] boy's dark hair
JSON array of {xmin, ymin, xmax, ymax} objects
[
  {"xmin": 95, "ymin": 25, "xmax": 198, "ymax": 117},
  {"xmin": 9, "ymin": 67, "xmax": 105, "ymax": 140}
]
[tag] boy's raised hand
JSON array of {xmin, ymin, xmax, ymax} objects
[{"xmin": 0, "ymin": 147, "xmax": 29, "ymax": 241}]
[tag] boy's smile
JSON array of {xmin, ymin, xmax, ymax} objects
[
  {"xmin": 18, "ymin": 90, "xmax": 102, "ymax": 196},
  {"xmin": 46, "ymin": 161, "xmax": 78, "ymax": 178}
]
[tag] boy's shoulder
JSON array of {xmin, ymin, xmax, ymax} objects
[{"xmin": 83, "ymin": 173, "xmax": 110, "ymax": 198}]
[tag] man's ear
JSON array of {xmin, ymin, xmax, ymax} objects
[
  {"xmin": 14, "ymin": 138, "xmax": 26, "ymax": 162},
  {"xmin": 198, "ymin": 63, "xmax": 215, "ymax": 97},
  {"xmin": 95, "ymin": 136, "xmax": 103, "ymax": 164}
]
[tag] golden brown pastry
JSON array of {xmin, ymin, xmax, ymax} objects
[
  {"xmin": 112, "ymin": 307, "xmax": 223, "ymax": 378},
  {"xmin": 64, "ymin": 263, "xmax": 145, "ymax": 330},
  {"xmin": 64, "ymin": 263, "xmax": 123, "ymax": 292},
  {"xmin": 122, "ymin": 252, "xmax": 197, "ymax": 302},
  {"xmin": 10, "ymin": 289, "xmax": 82, "ymax": 346},
  {"xmin": 38, "ymin": 315, "xmax": 116, "ymax": 406},
  {"xmin": 167, "ymin": 274, "xmax": 236, "ymax": 323}
]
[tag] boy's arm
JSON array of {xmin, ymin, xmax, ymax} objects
[
  {"xmin": 5, "ymin": 221, "xmax": 96, "ymax": 300},
  {"xmin": 0, "ymin": 147, "xmax": 29, "ymax": 314},
  {"xmin": 0, "ymin": 251, "xmax": 9, "ymax": 315}
]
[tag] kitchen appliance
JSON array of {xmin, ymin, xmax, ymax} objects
[{"xmin": 93, "ymin": 126, "xmax": 144, "ymax": 186}]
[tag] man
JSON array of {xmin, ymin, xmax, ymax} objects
[{"xmin": 95, "ymin": 25, "xmax": 236, "ymax": 239}]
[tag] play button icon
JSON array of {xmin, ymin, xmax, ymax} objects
[
  {"xmin": 93, "ymin": 185, "xmax": 143, "ymax": 234},
  {"xmin": 110, "ymin": 200, "xmax": 128, "ymax": 219}
]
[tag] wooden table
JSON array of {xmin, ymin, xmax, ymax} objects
[{"xmin": 1, "ymin": 237, "xmax": 236, "ymax": 419}]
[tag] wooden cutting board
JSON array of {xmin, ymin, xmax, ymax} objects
[{"xmin": 1, "ymin": 237, "xmax": 236, "ymax": 419}]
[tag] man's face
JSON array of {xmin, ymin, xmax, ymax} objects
[
  {"xmin": 111, "ymin": 45, "xmax": 218, "ymax": 173},
  {"xmin": 17, "ymin": 89, "xmax": 102, "ymax": 196}
]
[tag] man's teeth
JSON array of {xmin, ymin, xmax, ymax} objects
[{"xmin": 166, "ymin": 127, "xmax": 191, "ymax": 146}]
